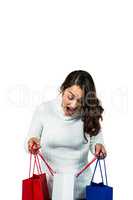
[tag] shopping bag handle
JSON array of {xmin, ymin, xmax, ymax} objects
[
  {"xmin": 30, "ymin": 143, "xmax": 56, "ymax": 176},
  {"xmin": 29, "ymin": 143, "xmax": 45, "ymax": 177},
  {"xmin": 35, "ymin": 154, "xmax": 43, "ymax": 174},
  {"xmin": 29, "ymin": 153, "xmax": 42, "ymax": 178},
  {"xmin": 76, "ymin": 156, "xmax": 97, "ymax": 177},
  {"xmin": 38, "ymin": 151, "xmax": 56, "ymax": 176},
  {"xmin": 91, "ymin": 158, "xmax": 108, "ymax": 185}
]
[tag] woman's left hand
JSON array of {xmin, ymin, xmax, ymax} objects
[{"xmin": 95, "ymin": 144, "xmax": 107, "ymax": 159}]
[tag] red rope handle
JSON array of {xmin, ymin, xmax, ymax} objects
[
  {"xmin": 38, "ymin": 151, "xmax": 56, "ymax": 176},
  {"xmin": 36, "ymin": 154, "xmax": 43, "ymax": 174},
  {"xmin": 76, "ymin": 156, "xmax": 97, "ymax": 177},
  {"xmin": 29, "ymin": 153, "xmax": 32, "ymax": 178},
  {"xmin": 29, "ymin": 143, "xmax": 37, "ymax": 178},
  {"xmin": 29, "ymin": 144, "xmax": 41, "ymax": 177},
  {"xmin": 34, "ymin": 154, "xmax": 40, "ymax": 174},
  {"xmin": 29, "ymin": 143, "xmax": 56, "ymax": 176}
]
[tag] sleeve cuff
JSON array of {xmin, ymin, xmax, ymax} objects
[{"xmin": 89, "ymin": 131, "xmax": 105, "ymax": 155}]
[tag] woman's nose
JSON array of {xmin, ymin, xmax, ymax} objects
[{"xmin": 70, "ymin": 100, "xmax": 77, "ymax": 109}]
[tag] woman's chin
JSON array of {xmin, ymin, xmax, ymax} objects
[
  {"xmin": 64, "ymin": 110, "xmax": 75, "ymax": 116},
  {"xmin": 64, "ymin": 112, "xmax": 73, "ymax": 116}
]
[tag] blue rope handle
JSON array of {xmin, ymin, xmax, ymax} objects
[
  {"xmin": 91, "ymin": 159, "xmax": 104, "ymax": 183},
  {"xmin": 103, "ymin": 159, "xmax": 108, "ymax": 185},
  {"xmin": 91, "ymin": 159, "xmax": 108, "ymax": 185},
  {"xmin": 99, "ymin": 159, "xmax": 104, "ymax": 183}
]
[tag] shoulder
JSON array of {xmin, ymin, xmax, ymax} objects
[{"xmin": 35, "ymin": 98, "xmax": 55, "ymax": 114}]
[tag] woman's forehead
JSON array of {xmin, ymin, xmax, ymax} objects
[{"xmin": 65, "ymin": 85, "xmax": 84, "ymax": 99}]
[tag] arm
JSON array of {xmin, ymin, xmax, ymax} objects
[
  {"xmin": 89, "ymin": 131, "xmax": 104, "ymax": 154},
  {"xmin": 24, "ymin": 104, "xmax": 44, "ymax": 153}
]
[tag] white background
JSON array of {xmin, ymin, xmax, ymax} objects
[{"xmin": 0, "ymin": 0, "xmax": 132, "ymax": 199}]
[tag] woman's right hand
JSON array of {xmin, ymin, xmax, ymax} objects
[{"xmin": 28, "ymin": 137, "xmax": 41, "ymax": 154}]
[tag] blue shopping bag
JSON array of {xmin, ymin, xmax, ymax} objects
[{"xmin": 86, "ymin": 159, "xmax": 113, "ymax": 200}]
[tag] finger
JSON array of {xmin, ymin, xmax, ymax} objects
[
  {"xmin": 29, "ymin": 148, "xmax": 39, "ymax": 155},
  {"xmin": 28, "ymin": 144, "xmax": 40, "ymax": 153},
  {"xmin": 29, "ymin": 146, "xmax": 40, "ymax": 152},
  {"xmin": 95, "ymin": 145, "xmax": 102, "ymax": 156},
  {"xmin": 28, "ymin": 143, "xmax": 36, "ymax": 150},
  {"xmin": 101, "ymin": 146, "xmax": 107, "ymax": 157},
  {"xmin": 96, "ymin": 152, "xmax": 102, "ymax": 160},
  {"xmin": 29, "ymin": 142, "xmax": 40, "ymax": 148},
  {"xmin": 101, "ymin": 146, "xmax": 106, "ymax": 154},
  {"xmin": 100, "ymin": 152, "xmax": 107, "ymax": 159},
  {"xmin": 32, "ymin": 144, "xmax": 40, "ymax": 149},
  {"xmin": 97, "ymin": 152, "xmax": 102, "ymax": 159},
  {"xmin": 28, "ymin": 138, "xmax": 39, "ymax": 146},
  {"xmin": 100, "ymin": 152, "xmax": 103, "ymax": 157},
  {"xmin": 103, "ymin": 152, "xmax": 107, "ymax": 158}
]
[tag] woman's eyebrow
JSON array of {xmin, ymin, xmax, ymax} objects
[
  {"xmin": 68, "ymin": 91, "xmax": 75, "ymax": 96},
  {"xmin": 68, "ymin": 91, "xmax": 81, "ymax": 100}
]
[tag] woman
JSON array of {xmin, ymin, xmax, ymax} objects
[{"xmin": 24, "ymin": 70, "xmax": 107, "ymax": 199}]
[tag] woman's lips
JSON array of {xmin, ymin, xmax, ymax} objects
[{"xmin": 66, "ymin": 107, "xmax": 77, "ymax": 115}]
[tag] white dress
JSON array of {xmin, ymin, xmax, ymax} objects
[{"xmin": 24, "ymin": 93, "xmax": 104, "ymax": 199}]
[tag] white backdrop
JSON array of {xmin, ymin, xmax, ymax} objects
[{"xmin": 0, "ymin": 0, "xmax": 132, "ymax": 199}]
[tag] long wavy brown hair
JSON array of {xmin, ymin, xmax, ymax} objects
[{"xmin": 59, "ymin": 70, "xmax": 104, "ymax": 143}]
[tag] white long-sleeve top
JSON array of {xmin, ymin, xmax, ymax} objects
[{"xmin": 24, "ymin": 93, "xmax": 104, "ymax": 199}]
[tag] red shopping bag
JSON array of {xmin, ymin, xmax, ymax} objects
[{"xmin": 22, "ymin": 152, "xmax": 50, "ymax": 200}]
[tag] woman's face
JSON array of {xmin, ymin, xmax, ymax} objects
[{"xmin": 61, "ymin": 85, "xmax": 84, "ymax": 116}]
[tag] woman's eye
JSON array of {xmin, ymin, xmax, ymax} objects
[{"xmin": 68, "ymin": 95, "xmax": 73, "ymax": 100}]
